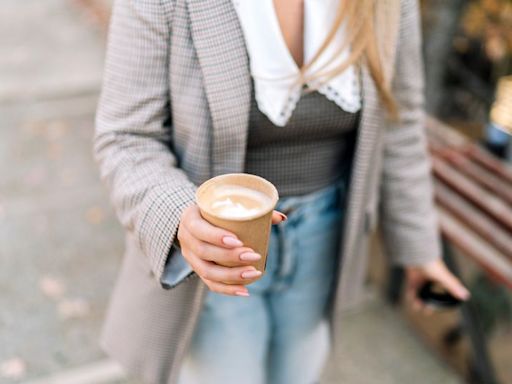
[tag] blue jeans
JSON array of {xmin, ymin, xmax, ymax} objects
[{"xmin": 178, "ymin": 178, "xmax": 347, "ymax": 384}]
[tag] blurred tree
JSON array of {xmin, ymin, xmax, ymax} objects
[
  {"xmin": 421, "ymin": 0, "xmax": 512, "ymax": 125},
  {"xmin": 422, "ymin": 0, "xmax": 467, "ymax": 115},
  {"xmin": 461, "ymin": 0, "xmax": 512, "ymax": 80}
]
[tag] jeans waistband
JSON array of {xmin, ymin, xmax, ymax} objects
[
  {"xmin": 271, "ymin": 177, "xmax": 347, "ymax": 283},
  {"xmin": 276, "ymin": 177, "xmax": 347, "ymax": 217}
]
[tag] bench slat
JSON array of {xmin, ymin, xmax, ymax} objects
[
  {"xmin": 467, "ymin": 146, "xmax": 512, "ymax": 185},
  {"xmin": 437, "ymin": 207, "xmax": 512, "ymax": 289},
  {"xmin": 432, "ymin": 157, "xmax": 512, "ymax": 232},
  {"xmin": 431, "ymin": 147, "xmax": 512, "ymax": 205},
  {"xmin": 426, "ymin": 117, "xmax": 512, "ymax": 183},
  {"xmin": 434, "ymin": 181, "xmax": 512, "ymax": 260}
]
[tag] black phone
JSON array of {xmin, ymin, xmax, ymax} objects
[{"xmin": 417, "ymin": 281, "xmax": 463, "ymax": 310}]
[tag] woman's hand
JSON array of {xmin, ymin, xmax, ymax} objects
[
  {"xmin": 177, "ymin": 204, "xmax": 287, "ymax": 297},
  {"xmin": 404, "ymin": 258, "xmax": 471, "ymax": 314}
]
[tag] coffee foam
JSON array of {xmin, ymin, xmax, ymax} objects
[
  {"xmin": 207, "ymin": 184, "xmax": 272, "ymax": 220},
  {"xmin": 210, "ymin": 197, "xmax": 261, "ymax": 218}
]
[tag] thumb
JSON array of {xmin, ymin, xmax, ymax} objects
[
  {"xmin": 271, "ymin": 210, "xmax": 287, "ymax": 225},
  {"xmin": 431, "ymin": 266, "xmax": 470, "ymax": 301}
]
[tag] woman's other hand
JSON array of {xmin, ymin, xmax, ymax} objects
[
  {"xmin": 404, "ymin": 258, "xmax": 471, "ymax": 314},
  {"xmin": 177, "ymin": 205, "xmax": 286, "ymax": 297}
]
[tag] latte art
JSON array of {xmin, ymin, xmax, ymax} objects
[
  {"xmin": 211, "ymin": 197, "xmax": 261, "ymax": 218},
  {"xmin": 208, "ymin": 185, "xmax": 272, "ymax": 219}
]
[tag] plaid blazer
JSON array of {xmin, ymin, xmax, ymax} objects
[{"xmin": 94, "ymin": 0, "xmax": 441, "ymax": 382}]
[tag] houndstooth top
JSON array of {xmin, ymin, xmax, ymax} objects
[{"xmin": 245, "ymin": 81, "xmax": 360, "ymax": 196}]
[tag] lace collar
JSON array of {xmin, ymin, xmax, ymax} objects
[{"xmin": 232, "ymin": 0, "xmax": 362, "ymax": 127}]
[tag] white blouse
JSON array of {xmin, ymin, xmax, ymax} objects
[{"xmin": 232, "ymin": 0, "xmax": 362, "ymax": 127}]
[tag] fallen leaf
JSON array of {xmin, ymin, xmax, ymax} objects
[
  {"xmin": 0, "ymin": 357, "xmax": 27, "ymax": 380},
  {"xmin": 85, "ymin": 206, "xmax": 104, "ymax": 225},
  {"xmin": 39, "ymin": 276, "xmax": 66, "ymax": 299},
  {"xmin": 21, "ymin": 120, "xmax": 47, "ymax": 138},
  {"xmin": 60, "ymin": 169, "xmax": 76, "ymax": 186},
  {"xmin": 47, "ymin": 141, "xmax": 63, "ymax": 160},
  {"xmin": 58, "ymin": 298, "xmax": 91, "ymax": 320},
  {"xmin": 44, "ymin": 120, "xmax": 68, "ymax": 142}
]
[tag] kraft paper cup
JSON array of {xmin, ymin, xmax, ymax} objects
[{"xmin": 195, "ymin": 173, "xmax": 279, "ymax": 274}]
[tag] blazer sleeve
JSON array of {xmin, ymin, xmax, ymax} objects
[
  {"xmin": 378, "ymin": 0, "xmax": 442, "ymax": 266},
  {"xmin": 94, "ymin": 0, "xmax": 197, "ymax": 285}
]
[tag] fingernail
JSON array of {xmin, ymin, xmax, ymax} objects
[
  {"xmin": 278, "ymin": 212, "xmax": 288, "ymax": 221},
  {"xmin": 239, "ymin": 252, "xmax": 261, "ymax": 261},
  {"xmin": 222, "ymin": 236, "xmax": 243, "ymax": 247},
  {"xmin": 241, "ymin": 270, "xmax": 262, "ymax": 279},
  {"xmin": 235, "ymin": 291, "xmax": 250, "ymax": 297},
  {"xmin": 460, "ymin": 289, "xmax": 471, "ymax": 300}
]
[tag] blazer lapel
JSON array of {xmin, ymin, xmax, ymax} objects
[
  {"xmin": 186, "ymin": 0, "xmax": 252, "ymax": 177},
  {"xmin": 336, "ymin": 67, "xmax": 382, "ymax": 308}
]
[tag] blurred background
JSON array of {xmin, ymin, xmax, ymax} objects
[{"xmin": 1, "ymin": 0, "xmax": 511, "ymax": 383}]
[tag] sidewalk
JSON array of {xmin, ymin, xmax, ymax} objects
[
  {"xmin": 17, "ymin": 293, "xmax": 462, "ymax": 384},
  {"xmin": 1, "ymin": 1, "xmax": 118, "ymax": 382},
  {"xmin": 0, "ymin": 1, "xmax": 462, "ymax": 383},
  {"xmin": 0, "ymin": 0, "xmax": 104, "ymax": 103}
]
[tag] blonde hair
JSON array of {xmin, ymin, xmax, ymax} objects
[{"xmin": 298, "ymin": 0, "xmax": 397, "ymax": 118}]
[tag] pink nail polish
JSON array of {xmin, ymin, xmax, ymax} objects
[
  {"xmin": 235, "ymin": 291, "xmax": 250, "ymax": 297},
  {"xmin": 241, "ymin": 270, "xmax": 262, "ymax": 279},
  {"xmin": 222, "ymin": 236, "xmax": 243, "ymax": 247},
  {"xmin": 239, "ymin": 252, "xmax": 261, "ymax": 261}
]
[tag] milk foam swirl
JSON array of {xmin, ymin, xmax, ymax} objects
[
  {"xmin": 210, "ymin": 197, "xmax": 262, "ymax": 218},
  {"xmin": 208, "ymin": 185, "xmax": 272, "ymax": 219}
]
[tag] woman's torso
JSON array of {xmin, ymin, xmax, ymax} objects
[{"xmin": 245, "ymin": 80, "xmax": 360, "ymax": 197}]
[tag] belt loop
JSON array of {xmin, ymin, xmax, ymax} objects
[{"xmin": 280, "ymin": 206, "xmax": 295, "ymax": 216}]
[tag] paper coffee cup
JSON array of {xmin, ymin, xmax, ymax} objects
[{"xmin": 195, "ymin": 173, "xmax": 279, "ymax": 274}]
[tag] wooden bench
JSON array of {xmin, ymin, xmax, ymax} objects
[
  {"xmin": 427, "ymin": 117, "xmax": 512, "ymax": 289},
  {"xmin": 388, "ymin": 117, "xmax": 512, "ymax": 384},
  {"xmin": 428, "ymin": 117, "xmax": 512, "ymax": 384}
]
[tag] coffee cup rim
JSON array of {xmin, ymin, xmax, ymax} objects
[{"xmin": 195, "ymin": 173, "xmax": 279, "ymax": 221}]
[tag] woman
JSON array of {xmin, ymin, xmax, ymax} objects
[{"xmin": 94, "ymin": 0, "xmax": 470, "ymax": 383}]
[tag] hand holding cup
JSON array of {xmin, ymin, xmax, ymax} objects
[{"xmin": 177, "ymin": 174, "xmax": 282, "ymax": 297}]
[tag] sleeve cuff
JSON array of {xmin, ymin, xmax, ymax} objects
[{"xmin": 160, "ymin": 242, "xmax": 196, "ymax": 289}]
